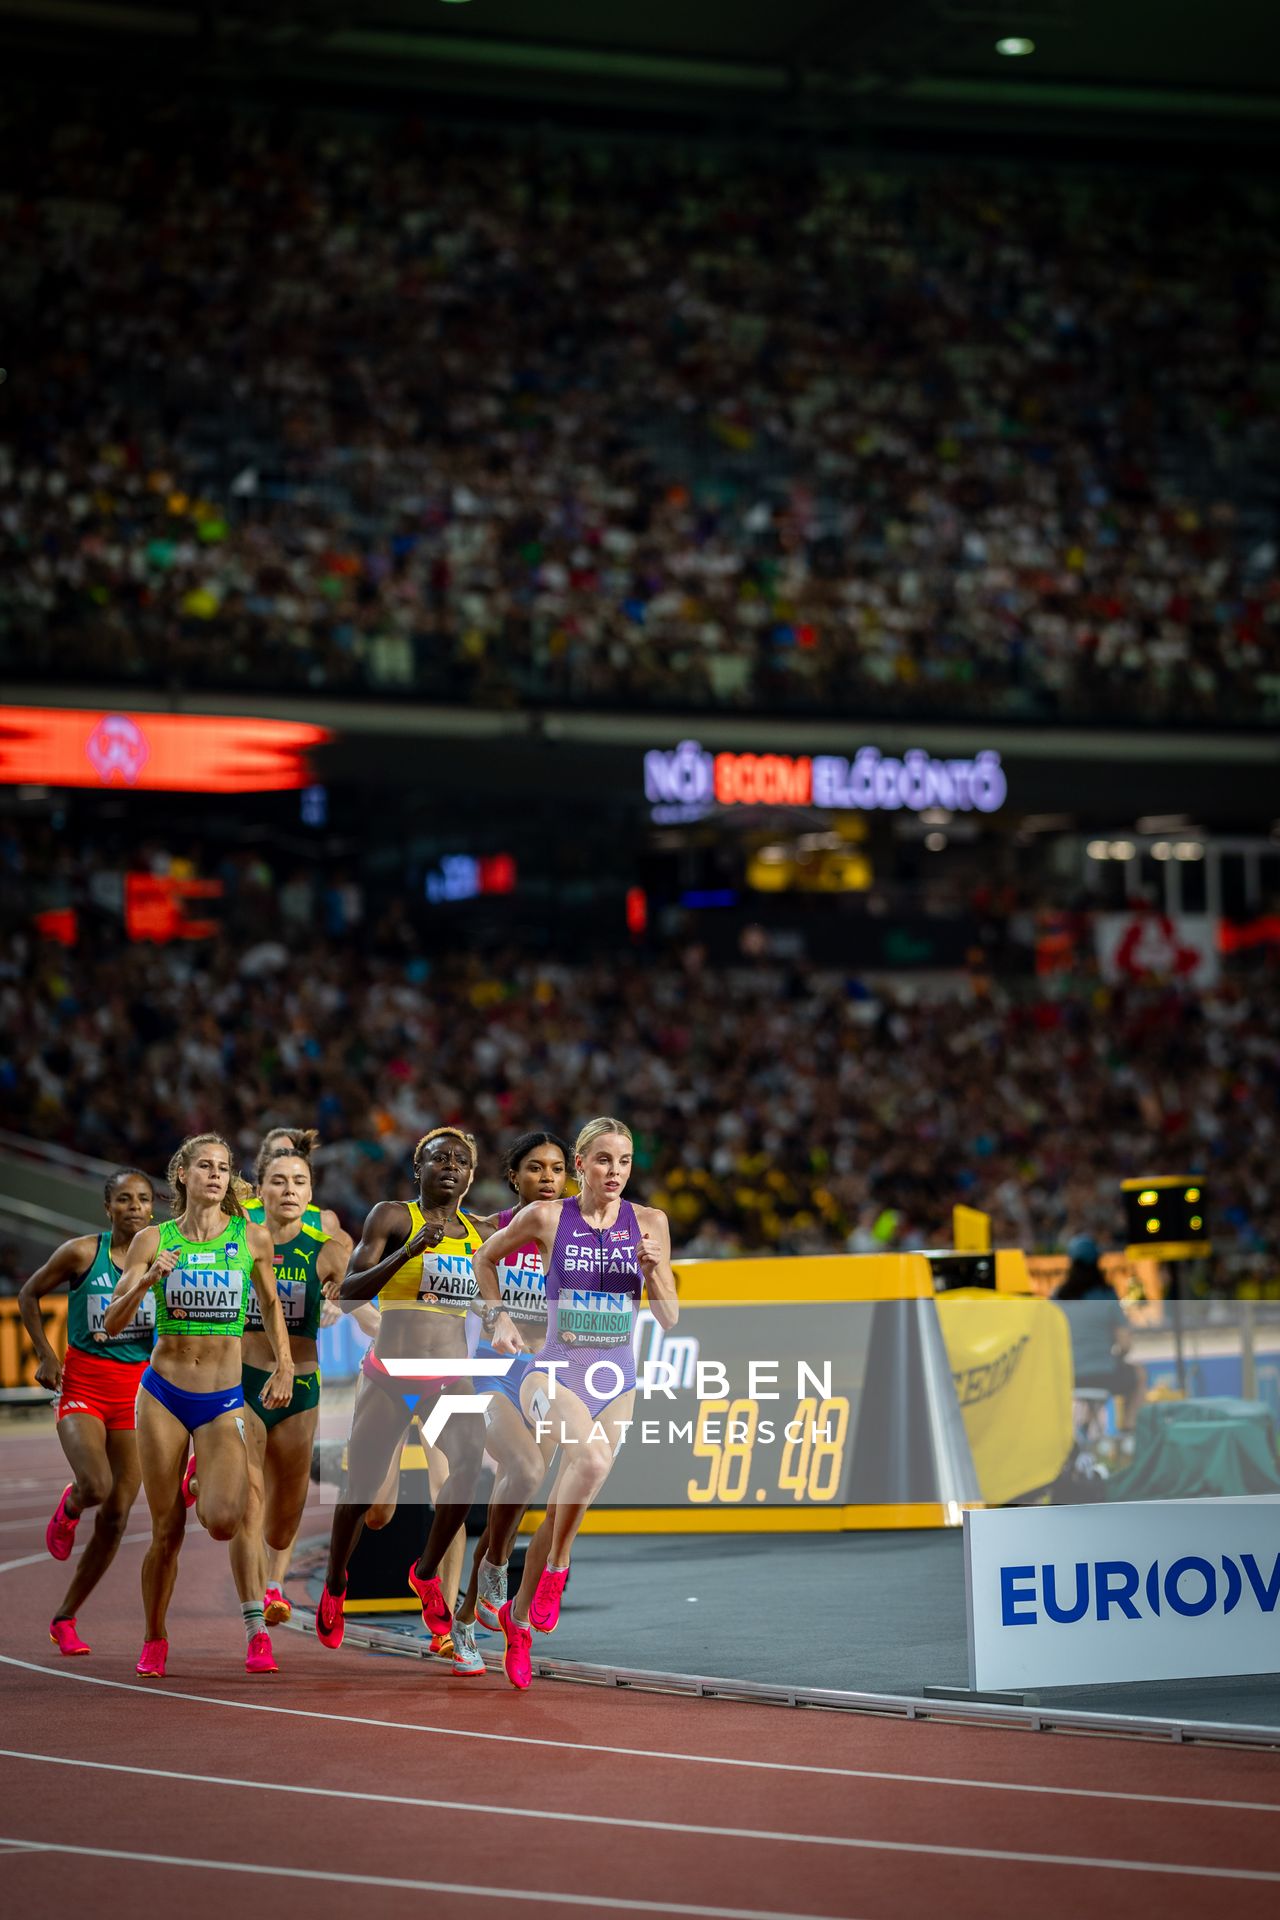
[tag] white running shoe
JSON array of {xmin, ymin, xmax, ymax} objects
[
  {"xmin": 451, "ymin": 1621, "xmax": 485, "ymax": 1677},
  {"xmin": 475, "ymin": 1558, "xmax": 508, "ymax": 1633}
]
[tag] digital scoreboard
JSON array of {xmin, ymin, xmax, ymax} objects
[{"xmin": 520, "ymin": 1255, "xmax": 964, "ymax": 1532}]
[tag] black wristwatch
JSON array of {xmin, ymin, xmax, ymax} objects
[{"xmin": 480, "ymin": 1302, "xmax": 502, "ymax": 1335}]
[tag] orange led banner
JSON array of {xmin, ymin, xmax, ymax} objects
[
  {"xmin": 0, "ymin": 707, "xmax": 332, "ymax": 792},
  {"xmin": 125, "ymin": 873, "xmax": 223, "ymax": 942}
]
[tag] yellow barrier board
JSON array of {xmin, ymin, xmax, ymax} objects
[
  {"xmin": 0, "ymin": 1295, "xmax": 66, "ymax": 1389},
  {"xmin": 518, "ymin": 1501, "xmax": 967, "ymax": 1536},
  {"xmin": 674, "ymin": 1252, "xmax": 935, "ymax": 1305}
]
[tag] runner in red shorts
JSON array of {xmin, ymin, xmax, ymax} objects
[{"xmin": 18, "ymin": 1169, "xmax": 157, "ymax": 1655}]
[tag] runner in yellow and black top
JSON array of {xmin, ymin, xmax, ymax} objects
[
  {"xmin": 19, "ymin": 1169, "xmax": 157, "ymax": 1657},
  {"xmin": 228, "ymin": 1147, "xmax": 345, "ymax": 1653},
  {"xmin": 105, "ymin": 1132, "xmax": 291, "ymax": 1679},
  {"xmin": 315, "ymin": 1126, "xmax": 492, "ymax": 1654}
]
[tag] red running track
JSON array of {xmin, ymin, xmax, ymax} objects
[{"xmin": 2, "ymin": 1424, "xmax": 1279, "ymax": 1920}]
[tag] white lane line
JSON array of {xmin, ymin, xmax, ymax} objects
[
  {"xmin": 3, "ymin": 1824, "xmax": 1279, "ymax": 1891},
  {"xmin": 0, "ymin": 1747, "xmax": 970, "ymax": 1857},
  {"xmin": 0, "ymin": 1552, "xmax": 69, "ymax": 1576},
  {"xmin": 0, "ymin": 1838, "xmax": 842, "ymax": 1918},
  {"xmin": 0, "ymin": 1652, "xmax": 1276, "ymax": 1816},
  {"xmin": 4, "ymin": 1746, "xmax": 1278, "ymax": 1870},
  {"xmin": 0, "ymin": 1535, "xmax": 147, "ymax": 1577}
]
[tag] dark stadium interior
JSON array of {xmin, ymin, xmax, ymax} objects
[{"xmin": 2, "ymin": 0, "xmax": 1279, "ymax": 1281}]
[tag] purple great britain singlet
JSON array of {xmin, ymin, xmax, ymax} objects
[{"xmin": 531, "ymin": 1195, "xmax": 644, "ymax": 1416}]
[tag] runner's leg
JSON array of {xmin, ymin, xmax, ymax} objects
[
  {"xmin": 136, "ymin": 1389, "xmax": 190, "ymax": 1642},
  {"xmin": 55, "ymin": 1411, "xmax": 115, "ymax": 1518},
  {"xmin": 228, "ymin": 1407, "xmax": 269, "ymax": 1604},
  {"xmin": 427, "ymin": 1442, "xmax": 465, "ymax": 1608},
  {"xmin": 263, "ymin": 1406, "xmax": 318, "ymax": 1552},
  {"xmin": 190, "ymin": 1406, "xmax": 251, "ymax": 1542},
  {"xmin": 325, "ymin": 1377, "xmax": 413, "ymax": 1591},
  {"xmin": 485, "ymin": 1397, "xmax": 556, "ymax": 1566},
  {"xmin": 56, "ymin": 1427, "xmax": 141, "ymax": 1619},
  {"xmin": 457, "ymin": 1520, "xmax": 490, "ymax": 1627},
  {"xmin": 546, "ymin": 1391, "xmax": 633, "ymax": 1564},
  {"xmin": 411, "ymin": 1387, "xmax": 484, "ymax": 1585}
]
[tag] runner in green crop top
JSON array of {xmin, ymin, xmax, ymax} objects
[
  {"xmin": 230, "ymin": 1146, "xmax": 346, "ymax": 1635},
  {"xmin": 106, "ymin": 1132, "xmax": 292, "ymax": 1678}
]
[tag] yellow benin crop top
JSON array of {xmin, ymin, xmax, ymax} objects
[{"xmin": 379, "ymin": 1200, "xmax": 483, "ymax": 1314}]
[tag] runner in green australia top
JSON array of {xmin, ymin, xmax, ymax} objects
[
  {"xmin": 233, "ymin": 1123, "xmax": 353, "ymax": 1614},
  {"xmin": 228, "ymin": 1147, "xmax": 345, "ymax": 1645},
  {"xmin": 106, "ymin": 1131, "xmax": 292, "ymax": 1679},
  {"xmin": 244, "ymin": 1126, "xmax": 353, "ymax": 1256},
  {"xmin": 19, "ymin": 1169, "xmax": 157, "ymax": 1657}
]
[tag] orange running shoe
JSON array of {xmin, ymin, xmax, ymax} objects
[
  {"xmin": 49, "ymin": 1617, "xmax": 90, "ymax": 1656},
  {"xmin": 45, "ymin": 1485, "xmax": 80, "ymax": 1562},
  {"xmin": 498, "ymin": 1601, "xmax": 532, "ymax": 1691},
  {"xmin": 136, "ymin": 1638, "xmax": 168, "ymax": 1678},
  {"xmin": 263, "ymin": 1586, "xmax": 292, "ymax": 1627},
  {"xmin": 315, "ymin": 1583, "xmax": 345, "ymax": 1650},
  {"xmin": 407, "ymin": 1562, "xmax": 452, "ymax": 1636}
]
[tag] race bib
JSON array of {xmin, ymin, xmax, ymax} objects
[
  {"xmin": 87, "ymin": 1287, "xmax": 155, "ymax": 1342},
  {"xmin": 165, "ymin": 1261, "xmax": 242, "ymax": 1324},
  {"xmin": 499, "ymin": 1248, "xmax": 548, "ymax": 1324},
  {"xmin": 246, "ymin": 1257, "xmax": 309, "ymax": 1329},
  {"xmin": 556, "ymin": 1289, "xmax": 634, "ymax": 1349},
  {"xmin": 416, "ymin": 1249, "xmax": 477, "ymax": 1307}
]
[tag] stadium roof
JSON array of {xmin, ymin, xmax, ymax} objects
[{"xmin": 1, "ymin": 0, "xmax": 1278, "ymax": 142}]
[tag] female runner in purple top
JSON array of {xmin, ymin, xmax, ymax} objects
[
  {"xmin": 472, "ymin": 1115, "xmax": 678, "ymax": 1691},
  {"xmin": 450, "ymin": 1131, "xmax": 568, "ymax": 1677}
]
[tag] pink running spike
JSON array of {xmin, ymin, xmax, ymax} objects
[
  {"xmin": 407, "ymin": 1562, "xmax": 452, "ymax": 1636},
  {"xmin": 135, "ymin": 1638, "xmax": 168, "ymax": 1678},
  {"xmin": 49, "ymin": 1617, "xmax": 90, "ymax": 1657},
  {"xmin": 528, "ymin": 1565, "xmax": 569, "ymax": 1635},
  {"xmin": 315, "ymin": 1583, "xmax": 345, "ymax": 1650},
  {"xmin": 181, "ymin": 1454, "xmax": 198, "ymax": 1509},
  {"xmin": 498, "ymin": 1602, "xmax": 532, "ymax": 1691},
  {"xmin": 245, "ymin": 1630, "xmax": 278, "ymax": 1674},
  {"xmin": 45, "ymin": 1485, "xmax": 80, "ymax": 1562}
]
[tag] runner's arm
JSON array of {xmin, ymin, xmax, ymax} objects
[
  {"xmin": 247, "ymin": 1221, "xmax": 294, "ymax": 1408},
  {"xmin": 472, "ymin": 1202, "xmax": 556, "ymax": 1355},
  {"xmin": 17, "ymin": 1237, "xmax": 97, "ymax": 1390},
  {"xmin": 103, "ymin": 1226, "xmax": 169, "ymax": 1336},
  {"xmin": 636, "ymin": 1207, "xmax": 678, "ymax": 1330},
  {"xmin": 316, "ymin": 1221, "xmax": 379, "ymax": 1328},
  {"xmin": 339, "ymin": 1199, "xmax": 437, "ymax": 1301},
  {"xmin": 319, "ymin": 1206, "xmax": 354, "ymax": 1258},
  {"xmin": 316, "ymin": 1238, "xmax": 381, "ymax": 1334}
]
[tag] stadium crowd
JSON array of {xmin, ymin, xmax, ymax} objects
[
  {"xmin": 3, "ymin": 103, "xmax": 1280, "ymax": 723},
  {"xmin": 2, "ymin": 835, "xmax": 1276, "ymax": 1266}
]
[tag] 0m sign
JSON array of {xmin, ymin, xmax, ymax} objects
[{"xmin": 965, "ymin": 1498, "xmax": 1280, "ymax": 1691}]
